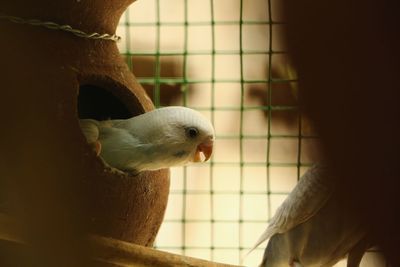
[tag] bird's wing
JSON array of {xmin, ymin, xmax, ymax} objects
[
  {"xmin": 79, "ymin": 119, "xmax": 100, "ymax": 144},
  {"xmin": 96, "ymin": 122, "xmax": 152, "ymax": 173},
  {"xmin": 249, "ymin": 164, "xmax": 334, "ymax": 253}
]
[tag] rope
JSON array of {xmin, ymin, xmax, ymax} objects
[{"xmin": 0, "ymin": 13, "xmax": 121, "ymax": 42}]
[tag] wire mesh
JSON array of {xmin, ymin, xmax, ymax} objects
[{"xmin": 116, "ymin": 0, "xmax": 321, "ymax": 266}]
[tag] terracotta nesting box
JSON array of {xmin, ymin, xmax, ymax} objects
[{"xmin": 0, "ymin": 0, "xmax": 170, "ymax": 247}]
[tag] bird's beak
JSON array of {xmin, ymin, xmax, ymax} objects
[{"xmin": 193, "ymin": 138, "xmax": 214, "ymax": 162}]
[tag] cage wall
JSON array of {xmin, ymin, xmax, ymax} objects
[{"xmin": 116, "ymin": 1, "xmax": 383, "ymax": 266}]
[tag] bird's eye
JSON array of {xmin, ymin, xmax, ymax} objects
[{"xmin": 186, "ymin": 127, "xmax": 199, "ymax": 138}]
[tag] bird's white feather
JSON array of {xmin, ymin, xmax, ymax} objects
[
  {"xmin": 249, "ymin": 165, "xmax": 334, "ymax": 254},
  {"xmin": 79, "ymin": 106, "xmax": 214, "ymax": 173},
  {"xmin": 79, "ymin": 119, "xmax": 100, "ymax": 144}
]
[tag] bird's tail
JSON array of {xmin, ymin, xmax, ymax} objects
[{"xmin": 242, "ymin": 226, "xmax": 278, "ymax": 260}]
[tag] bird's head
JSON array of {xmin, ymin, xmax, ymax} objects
[{"xmin": 160, "ymin": 107, "xmax": 215, "ymax": 165}]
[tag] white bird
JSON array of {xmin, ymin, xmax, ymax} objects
[
  {"xmin": 79, "ymin": 106, "xmax": 215, "ymax": 174},
  {"xmin": 249, "ymin": 165, "xmax": 370, "ymax": 267}
]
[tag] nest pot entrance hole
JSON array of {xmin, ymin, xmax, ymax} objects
[{"xmin": 78, "ymin": 84, "xmax": 134, "ymax": 120}]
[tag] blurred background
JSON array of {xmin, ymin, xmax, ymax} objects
[{"xmin": 115, "ymin": 0, "xmax": 384, "ymax": 266}]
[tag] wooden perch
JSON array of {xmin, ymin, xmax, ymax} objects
[
  {"xmin": 0, "ymin": 213, "xmax": 241, "ymax": 267},
  {"xmin": 88, "ymin": 235, "xmax": 241, "ymax": 267}
]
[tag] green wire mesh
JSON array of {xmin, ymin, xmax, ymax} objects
[{"xmin": 117, "ymin": 0, "xmax": 319, "ymax": 266}]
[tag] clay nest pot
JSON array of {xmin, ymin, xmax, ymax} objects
[{"xmin": 0, "ymin": 0, "xmax": 170, "ymax": 248}]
